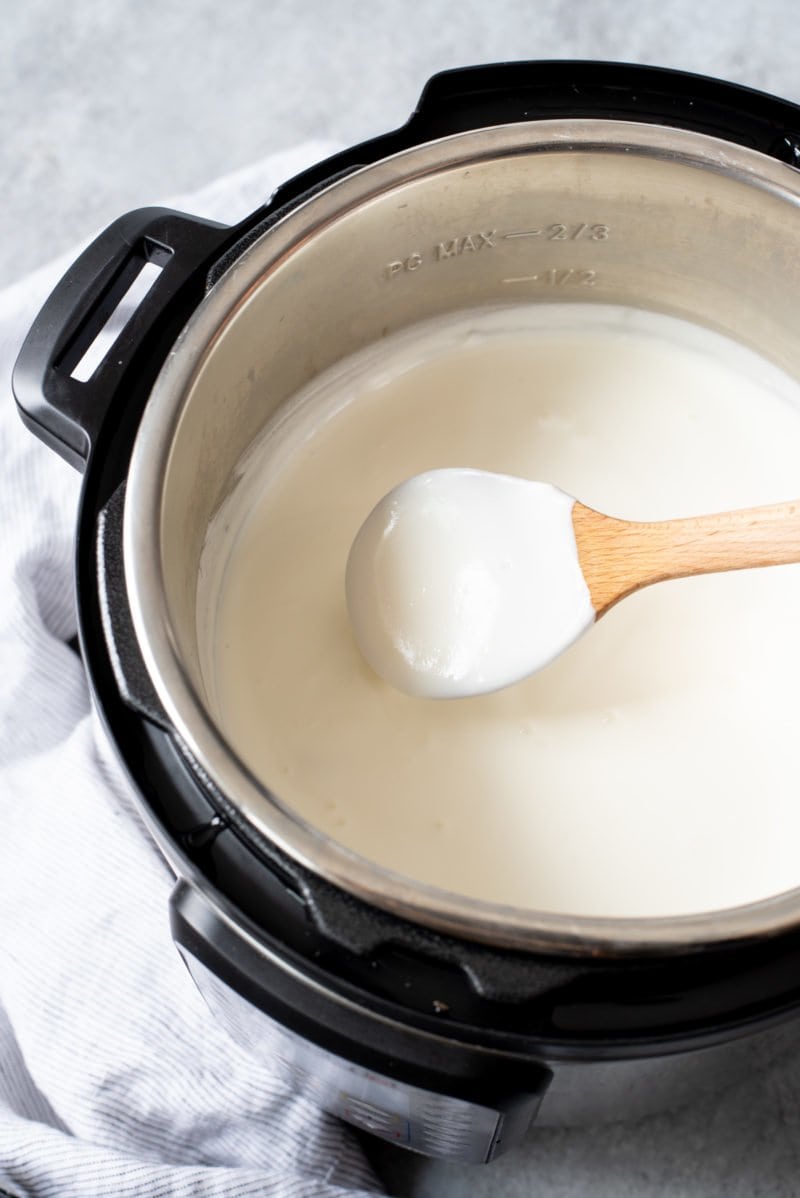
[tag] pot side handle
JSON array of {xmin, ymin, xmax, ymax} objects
[{"xmin": 12, "ymin": 208, "xmax": 233, "ymax": 473}]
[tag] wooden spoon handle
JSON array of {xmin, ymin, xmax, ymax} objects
[{"xmin": 573, "ymin": 498, "xmax": 800, "ymax": 617}]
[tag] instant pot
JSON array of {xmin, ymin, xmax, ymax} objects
[{"xmin": 13, "ymin": 62, "xmax": 800, "ymax": 1163}]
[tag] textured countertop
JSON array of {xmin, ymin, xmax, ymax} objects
[{"xmin": 5, "ymin": 1, "xmax": 800, "ymax": 1194}]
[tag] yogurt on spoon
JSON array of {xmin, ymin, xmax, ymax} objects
[{"xmin": 345, "ymin": 469, "xmax": 593, "ymax": 698}]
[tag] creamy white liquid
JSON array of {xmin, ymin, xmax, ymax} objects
[
  {"xmin": 199, "ymin": 304, "xmax": 800, "ymax": 918},
  {"xmin": 345, "ymin": 469, "xmax": 594, "ymax": 698}
]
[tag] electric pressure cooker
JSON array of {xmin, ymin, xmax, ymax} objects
[{"xmin": 14, "ymin": 62, "xmax": 800, "ymax": 1163}]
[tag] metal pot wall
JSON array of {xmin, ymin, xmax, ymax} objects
[{"xmin": 14, "ymin": 62, "xmax": 800, "ymax": 1162}]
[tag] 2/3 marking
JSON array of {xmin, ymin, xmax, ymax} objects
[
  {"xmin": 547, "ymin": 223, "xmax": 610, "ymax": 241},
  {"xmin": 504, "ymin": 224, "xmax": 610, "ymax": 241}
]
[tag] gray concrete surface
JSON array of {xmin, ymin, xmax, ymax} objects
[
  {"xmin": 5, "ymin": 0, "xmax": 800, "ymax": 1194},
  {"xmin": 367, "ymin": 1057, "xmax": 800, "ymax": 1196},
  {"xmin": 4, "ymin": 0, "xmax": 800, "ymax": 288}
]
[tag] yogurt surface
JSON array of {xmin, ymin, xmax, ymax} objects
[{"xmin": 198, "ymin": 304, "xmax": 800, "ymax": 918}]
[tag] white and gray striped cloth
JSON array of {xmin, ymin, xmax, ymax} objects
[{"xmin": 0, "ymin": 147, "xmax": 385, "ymax": 1198}]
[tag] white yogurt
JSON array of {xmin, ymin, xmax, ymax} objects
[
  {"xmin": 198, "ymin": 304, "xmax": 800, "ymax": 919},
  {"xmin": 345, "ymin": 469, "xmax": 593, "ymax": 698}
]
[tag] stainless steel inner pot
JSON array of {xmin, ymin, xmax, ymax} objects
[{"xmin": 123, "ymin": 118, "xmax": 800, "ymax": 955}]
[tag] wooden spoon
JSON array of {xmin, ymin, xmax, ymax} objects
[
  {"xmin": 573, "ymin": 497, "xmax": 800, "ymax": 616},
  {"xmin": 346, "ymin": 469, "xmax": 800, "ymax": 699}
]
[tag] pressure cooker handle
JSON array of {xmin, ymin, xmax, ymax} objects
[{"xmin": 12, "ymin": 208, "xmax": 233, "ymax": 472}]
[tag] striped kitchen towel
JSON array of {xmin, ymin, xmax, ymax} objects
[{"xmin": 0, "ymin": 145, "xmax": 384, "ymax": 1198}]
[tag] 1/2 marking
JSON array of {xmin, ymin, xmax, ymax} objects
[{"xmin": 503, "ymin": 269, "xmax": 598, "ymax": 287}]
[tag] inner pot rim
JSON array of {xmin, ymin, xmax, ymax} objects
[{"xmin": 123, "ymin": 118, "xmax": 800, "ymax": 957}]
